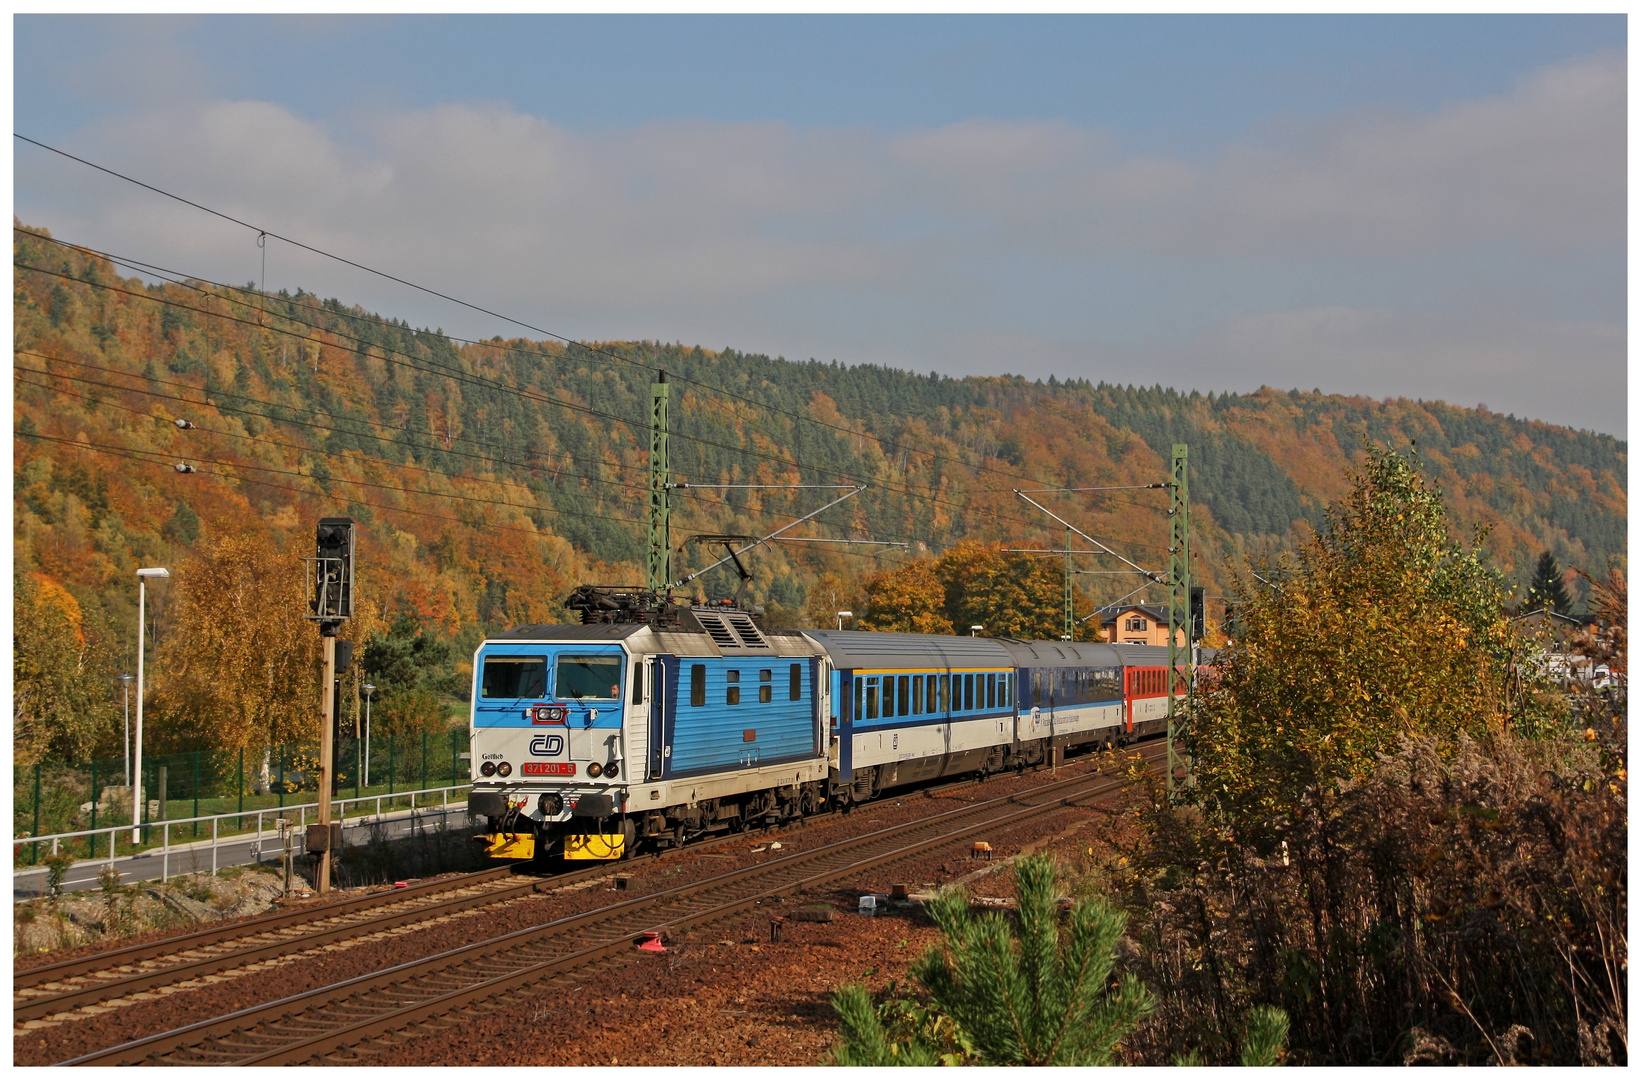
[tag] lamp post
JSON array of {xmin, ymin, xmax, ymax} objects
[
  {"xmin": 116, "ymin": 674, "xmax": 134, "ymax": 785},
  {"xmin": 362, "ymin": 684, "xmax": 375, "ymax": 788},
  {"xmin": 970, "ymin": 624, "xmax": 984, "ymax": 637},
  {"xmin": 835, "ymin": 610, "xmax": 852, "ymax": 631},
  {"xmin": 133, "ymin": 567, "xmax": 169, "ymax": 843}
]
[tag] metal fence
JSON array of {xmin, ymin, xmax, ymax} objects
[
  {"xmin": 14, "ymin": 729, "xmax": 470, "ymax": 866},
  {"xmin": 13, "ymin": 782, "xmax": 474, "ymax": 892}
]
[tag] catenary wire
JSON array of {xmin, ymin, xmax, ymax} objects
[
  {"xmin": 14, "ymin": 354, "xmax": 874, "ymax": 538},
  {"xmin": 11, "ymin": 146, "xmax": 1163, "ymax": 497},
  {"xmin": 16, "ymin": 232, "xmax": 1169, "ymax": 555}
]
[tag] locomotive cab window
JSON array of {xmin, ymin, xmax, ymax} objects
[
  {"xmin": 556, "ymin": 655, "xmax": 621, "ymax": 700},
  {"xmin": 480, "ymin": 657, "xmax": 546, "ymax": 699}
]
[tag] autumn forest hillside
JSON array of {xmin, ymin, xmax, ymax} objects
[{"xmin": 12, "ymin": 223, "xmax": 1627, "ymax": 761}]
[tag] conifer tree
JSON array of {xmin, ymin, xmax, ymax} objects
[
  {"xmin": 1526, "ymin": 550, "xmax": 1572, "ymax": 614},
  {"xmin": 827, "ymin": 855, "xmax": 1153, "ymax": 1065}
]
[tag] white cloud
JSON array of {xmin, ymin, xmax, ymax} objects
[{"xmin": 12, "ymin": 50, "xmax": 1624, "ymax": 433}]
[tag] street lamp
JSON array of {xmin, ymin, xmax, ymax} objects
[
  {"xmin": 133, "ymin": 567, "xmax": 169, "ymax": 843},
  {"xmin": 835, "ymin": 610, "xmax": 852, "ymax": 631},
  {"xmin": 970, "ymin": 625, "xmax": 984, "ymax": 637},
  {"xmin": 362, "ymin": 684, "xmax": 376, "ymax": 788},
  {"xmin": 116, "ymin": 674, "xmax": 134, "ymax": 785}
]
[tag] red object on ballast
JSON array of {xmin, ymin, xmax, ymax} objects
[
  {"xmin": 395, "ymin": 881, "xmax": 409, "ymax": 888},
  {"xmin": 636, "ymin": 931, "xmax": 666, "ymax": 953}
]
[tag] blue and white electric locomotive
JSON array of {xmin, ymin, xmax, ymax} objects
[{"xmin": 465, "ymin": 601, "xmax": 1182, "ymax": 861}]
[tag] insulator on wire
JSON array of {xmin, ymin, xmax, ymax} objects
[
  {"xmin": 173, "ymin": 418, "xmax": 196, "ymax": 429},
  {"xmin": 174, "ymin": 462, "xmax": 197, "ymax": 473}
]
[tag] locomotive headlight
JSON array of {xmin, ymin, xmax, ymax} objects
[
  {"xmin": 497, "ymin": 761, "xmax": 513, "ymax": 778},
  {"xmin": 586, "ymin": 761, "xmax": 604, "ymax": 778},
  {"xmin": 532, "ymin": 705, "xmax": 568, "ymax": 724},
  {"xmin": 604, "ymin": 762, "xmax": 619, "ymax": 779},
  {"xmin": 480, "ymin": 760, "xmax": 497, "ymax": 777}
]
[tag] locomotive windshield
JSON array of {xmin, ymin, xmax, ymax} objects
[
  {"xmin": 556, "ymin": 655, "xmax": 622, "ymax": 700},
  {"xmin": 480, "ymin": 657, "xmax": 546, "ymax": 699}
]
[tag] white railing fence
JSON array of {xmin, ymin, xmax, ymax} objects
[{"xmin": 13, "ymin": 783, "xmax": 475, "ymax": 891}]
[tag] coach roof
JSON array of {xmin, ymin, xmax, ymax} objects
[
  {"xmin": 802, "ymin": 630, "xmax": 1015, "ymax": 669},
  {"xmin": 996, "ymin": 639, "xmax": 1127, "ymax": 668}
]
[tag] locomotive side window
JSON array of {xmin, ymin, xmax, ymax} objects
[
  {"xmin": 630, "ymin": 661, "xmax": 644, "ymax": 704},
  {"xmin": 759, "ymin": 669, "xmax": 773, "ymax": 703},
  {"xmin": 691, "ymin": 664, "xmax": 706, "ymax": 707},
  {"xmin": 790, "ymin": 664, "xmax": 802, "ymax": 701},
  {"xmin": 726, "ymin": 669, "xmax": 741, "ymax": 706},
  {"xmin": 480, "ymin": 657, "xmax": 546, "ymax": 699}
]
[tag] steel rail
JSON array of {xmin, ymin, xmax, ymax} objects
[
  {"xmin": 17, "ymin": 821, "xmax": 754, "ymax": 1020},
  {"xmin": 14, "ymin": 874, "xmax": 539, "ymax": 1023},
  {"xmin": 14, "ymin": 866, "xmax": 517, "ymax": 991},
  {"xmin": 60, "ymin": 747, "xmax": 1159, "ymax": 1066}
]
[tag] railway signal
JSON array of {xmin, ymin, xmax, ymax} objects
[{"xmin": 305, "ymin": 516, "xmax": 355, "ymax": 894}]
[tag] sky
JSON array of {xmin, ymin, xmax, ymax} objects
[{"xmin": 12, "ymin": 15, "xmax": 1628, "ymax": 435}]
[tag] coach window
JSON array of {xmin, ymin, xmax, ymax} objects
[
  {"xmin": 938, "ymin": 674, "xmax": 949, "ymax": 712},
  {"xmin": 898, "ymin": 675, "xmax": 911, "ymax": 716},
  {"xmin": 854, "ymin": 679, "xmax": 864, "ymax": 720},
  {"xmin": 866, "ymin": 678, "xmax": 880, "ymax": 720},
  {"xmin": 925, "ymin": 674, "xmax": 937, "ymax": 713},
  {"xmin": 726, "ymin": 670, "xmax": 741, "ymax": 706},
  {"xmin": 986, "ymin": 673, "xmax": 996, "ymax": 709},
  {"xmin": 882, "ymin": 677, "xmax": 895, "ymax": 718},
  {"xmin": 759, "ymin": 669, "xmax": 773, "ymax": 703},
  {"xmin": 690, "ymin": 664, "xmax": 706, "ymax": 707},
  {"xmin": 911, "ymin": 675, "xmax": 924, "ymax": 715},
  {"xmin": 790, "ymin": 664, "xmax": 802, "ymax": 701},
  {"xmin": 963, "ymin": 673, "xmax": 975, "ymax": 711},
  {"xmin": 631, "ymin": 662, "xmax": 644, "ymax": 705}
]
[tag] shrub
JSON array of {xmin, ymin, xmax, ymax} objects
[{"xmin": 827, "ymin": 855, "xmax": 1152, "ymax": 1065}]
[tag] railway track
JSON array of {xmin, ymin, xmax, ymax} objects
[
  {"xmin": 57, "ymin": 743, "xmax": 1161, "ymax": 1066},
  {"xmin": 16, "ymin": 824, "xmax": 751, "ymax": 1025},
  {"xmin": 15, "ymin": 736, "xmax": 1145, "ymax": 1027}
]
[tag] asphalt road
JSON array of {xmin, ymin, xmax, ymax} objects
[{"xmin": 13, "ymin": 800, "xmax": 474, "ymax": 900}]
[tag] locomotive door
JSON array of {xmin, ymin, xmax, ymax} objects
[
  {"xmin": 625, "ymin": 654, "xmax": 650, "ymax": 783},
  {"xmin": 647, "ymin": 657, "xmax": 666, "ymax": 781}
]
